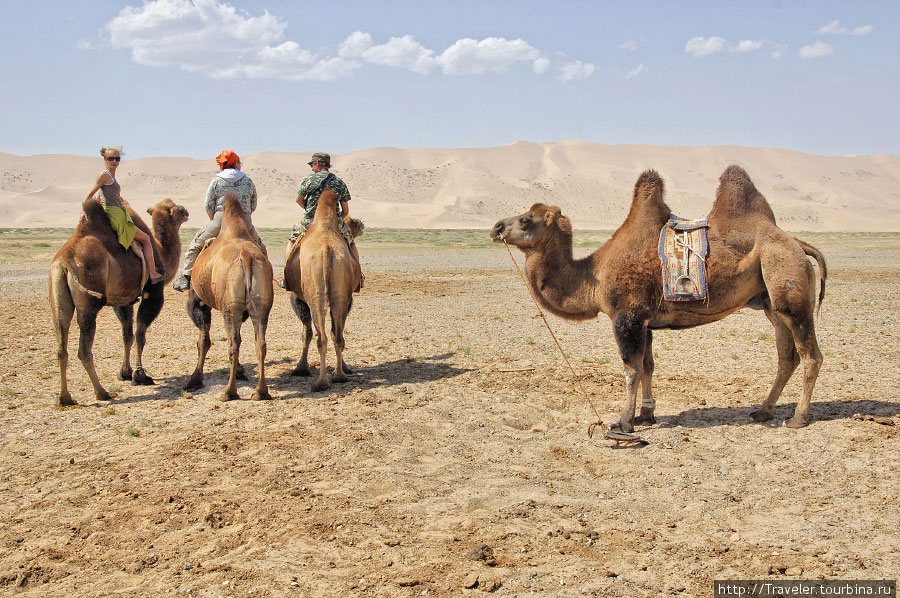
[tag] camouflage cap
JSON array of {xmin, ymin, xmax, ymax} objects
[{"xmin": 307, "ymin": 152, "xmax": 331, "ymax": 167}]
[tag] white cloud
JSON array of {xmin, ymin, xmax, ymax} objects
[
  {"xmin": 357, "ymin": 35, "xmax": 436, "ymax": 74},
  {"xmin": 104, "ymin": 0, "xmax": 351, "ymax": 81},
  {"xmin": 817, "ymin": 19, "xmax": 874, "ymax": 35},
  {"xmin": 532, "ymin": 56, "xmax": 551, "ymax": 75},
  {"xmin": 800, "ymin": 41, "xmax": 834, "ymax": 59},
  {"xmin": 436, "ymin": 37, "xmax": 540, "ymax": 75},
  {"xmin": 619, "ymin": 39, "xmax": 638, "ymax": 52},
  {"xmin": 770, "ymin": 43, "xmax": 787, "ymax": 59},
  {"xmin": 100, "ymin": 1, "xmax": 590, "ymax": 82},
  {"xmin": 733, "ymin": 39, "xmax": 763, "ymax": 53},
  {"xmin": 560, "ymin": 60, "xmax": 595, "ymax": 82},
  {"xmin": 624, "ymin": 62, "xmax": 644, "ymax": 79},
  {"xmin": 685, "ymin": 36, "xmax": 727, "ymax": 57},
  {"xmin": 338, "ymin": 31, "xmax": 373, "ymax": 58}
]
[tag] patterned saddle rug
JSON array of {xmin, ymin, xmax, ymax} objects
[{"xmin": 657, "ymin": 214, "xmax": 710, "ymax": 301}]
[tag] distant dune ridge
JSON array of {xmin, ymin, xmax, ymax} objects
[{"xmin": 2, "ymin": 141, "xmax": 898, "ymax": 231}]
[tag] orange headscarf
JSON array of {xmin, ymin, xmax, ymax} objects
[{"xmin": 215, "ymin": 149, "xmax": 240, "ymax": 168}]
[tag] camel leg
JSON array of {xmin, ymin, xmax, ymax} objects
[
  {"xmin": 76, "ymin": 308, "xmax": 113, "ymax": 402},
  {"xmin": 784, "ymin": 316, "xmax": 822, "ymax": 428},
  {"xmin": 634, "ymin": 328, "xmax": 657, "ymax": 425},
  {"xmin": 310, "ymin": 298, "xmax": 331, "ymax": 392},
  {"xmin": 185, "ymin": 294, "xmax": 212, "ymax": 392},
  {"xmin": 612, "ymin": 312, "xmax": 648, "ymax": 433},
  {"xmin": 221, "ymin": 311, "xmax": 242, "ymax": 401},
  {"xmin": 330, "ymin": 305, "xmax": 349, "ymax": 384},
  {"xmin": 113, "ymin": 306, "xmax": 135, "ymax": 381},
  {"xmin": 290, "ymin": 295, "xmax": 313, "ymax": 376},
  {"xmin": 751, "ymin": 309, "xmax": 800, "ymax": 423},
  {"xmin": 251, "ymin": 312, "xmax": 271, "ymax": 401},
  {"xmin": 133, "ymin": 284, "xmax": 164, "ymax": 385},
  {"xmin": 50, "ymin": 270, "xmax": 76, "ymax": 406}
]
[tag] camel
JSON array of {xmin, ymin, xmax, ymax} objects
[
  {"xmin": 184, "ymin": 192, "xmax": 273, "ymax": 401},
  {"xmin": 491, "ymin": 165, "xmax": 826, "ymax": 432},
  {"xmin": 49, "ymin": 197, "xmax": 189, "ymax": 406},
  {"xmin": 284, "ymin": 189, "xmax": 362, "ymax": 391}
]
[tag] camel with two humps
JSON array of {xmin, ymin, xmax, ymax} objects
[
  {"xmin": 184, "ymin": 192, "xmax": 273, "ymax": 402},
  {"xmin": 491, "ymin": 165, "xmax": 826, "ymax": 432},
  {"xmin": 49, "ymin": 197, "xmax": 189, "ymax": 405}
]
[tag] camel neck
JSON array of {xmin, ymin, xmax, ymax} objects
[{"xmin": 523, "ymin": 238, "xmax": 601, "ymax": 321}]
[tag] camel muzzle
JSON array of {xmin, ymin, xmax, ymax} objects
[{"xmin": 490, "ymin": 221, "xmax": 508, "ymax": 241}]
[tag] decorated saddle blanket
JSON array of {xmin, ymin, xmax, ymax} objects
[{"xmin": 657, "ymin": 214, "xmax": 710, "ymax": 301}]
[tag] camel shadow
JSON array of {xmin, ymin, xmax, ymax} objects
[
  {"xmin": 275, "ymin": 352, "xmax": 472, "ymax": 400},
  {"xmin": 654, "ymin": 399, "xmax": 900, "ymax": 430}
]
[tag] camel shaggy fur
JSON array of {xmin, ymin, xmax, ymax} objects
[
  {"xmin": 491, "ymin": 166, "xmax": 826, "ymax": 432},
  {"xmin": 284, "ymin": 189, "xmax": 362, "ymax": 391},
  {"xmin": 185, "ymin": 192, "xmax": 274, "ymax": 401},
  {"xmin": 49, "ymin": 198, "xmax": 189, "ymax": 405}
]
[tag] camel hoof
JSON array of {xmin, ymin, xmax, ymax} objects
[
  {"xmin": 750, "ymin": 409, "xmax": 774, "ymax": 423},
  {"xmin": 332, "ymin": 373, "xmax": 348, "ymax": 384},
  {"xmin": 311, "ymin": 380, "xmax": 330, "ymax": 392},
  {"xmin": 291, "ymin": 365, "xmax": 311, "ymax": 377},
  {"xmin": 58, "ymin": 394, "xmax": 77, "ymax": 407},
  {"xmin": 218, "ymin": 392, "xmax": 239, "ymax": 402},
  {"xmin": 132, "ymin": 368, "xmax": 155, "ymax": 386},
  {"xmin": 184, "ymin": 377, "xmax": 204, "ymax": 392},
  {"xmin": 235, "ymin": 367, "xmax": 248, "ymax": 381},
  {"xmin": 634, "ymin": 410, "xmax": 657, "ymax": 425},
  {"xmin": 119, "ymin": 367, "xmax": 133, "ymax": 381},
  {"xmin": 341, "ymin": 364, "xmax": 353, "ymax": 374},
  {"xmin": 612, "ymin": 420, "xmax": 634, "ymax": 434},
  {"xmin": 252, "ymin": 390, "xmax": 272, "ymax": 401},
  {"xmin": 96, "ymin": 390, "xmax": 114, "ymax": 402},
  {"xmin": 784, "ymin": 417, "xmax": 808, "ymax": 429}
]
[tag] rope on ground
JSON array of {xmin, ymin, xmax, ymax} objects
[{"xmin": 502, "ymin": 239, "xmax": 608, "ymax": 440}]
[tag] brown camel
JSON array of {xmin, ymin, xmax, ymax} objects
[
  {"xmin": 284, "ymin": 189, "xmax": 362, "ymax": 391},
  {"xmin": 184, "ymin": 192, "xmax": 273, "ymax": 401},
  {"xmin": 49, "ymin": 197, "xmax": 189, "ymax": 405},
  {"xmin": 491, "ymin": 165, "xmax": 826, "ymax": 432}
]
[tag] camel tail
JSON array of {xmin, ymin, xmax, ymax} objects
[
  {"xmin": 240, "ymin": 248, "xmax": 254, "ymax": 299},
  {"xmin": 61, "ymin": 256, "xmax": 104, "ymax": 300},
  {"xmin": 795, "ymin": 238, "xmax": 827, "ymax": 313}
]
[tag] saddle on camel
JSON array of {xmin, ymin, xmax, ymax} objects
[
  {"xmin": 491, "ymin": 165, "xmax": 826, "ymax": 433},
  {"xmin": 49, "ymin": 197, "xmax": 189, "ymax": 405},
  {"xmin": 184, "ymin": 192, "xmax": 274, "ymax": 402},
  {"xmin": 284, "ymin": 189, "xmax": 363, "ymax": 391}
]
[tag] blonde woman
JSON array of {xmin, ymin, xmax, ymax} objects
[{"xmin": 84, "ymin": 147, "xmax": 165, "ymax": 283}]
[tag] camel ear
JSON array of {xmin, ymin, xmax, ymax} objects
[
  {"xmin": 544, "ymin": 208, "xmax": 561, "ymax": 227},
  {"xmin": 146, "ymin": 207, "xmax": 153, "ymax": 215}
]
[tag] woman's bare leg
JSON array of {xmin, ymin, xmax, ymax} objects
[{"xmin": 134, "ymin": 228, "xmax": 165, "ymax": 282}]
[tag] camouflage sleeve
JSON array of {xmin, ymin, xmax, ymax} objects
[
  {"xmin": 337, "ymin": 178, "xmax": 351, "ymax": 203},
  {"xmin": 204, "ymin": 179, "xmax": 218, "ymax": 214},
  {"xmin": 297, "ymin": 174, "xmax": 312, "ymax": 198},
  {"xmin": 247, "ymin": 177, "xmax": 258, "ymax": 213}
]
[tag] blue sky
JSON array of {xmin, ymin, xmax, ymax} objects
[{"xmin": 2, "ymin": 0, "xmax": 898, "ymax": 159}]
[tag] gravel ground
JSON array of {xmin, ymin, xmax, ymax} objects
[{"xmin": 0, "ymin": 235, "xmax": 898, "ymax": 597}]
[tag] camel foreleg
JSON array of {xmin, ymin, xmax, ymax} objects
[
  {"xmin": 612, "ymin": 311, "xmax": 649, "ymax": 433},
  {"xmin": 132, "ymin": 284, "xmax": 164, "ymax": 385},
  {"xmin": 113, "ymin": 306, "xmax": 135, "ymax": 381},
  {"xmin": 185, "ymin": 294, "xmax": 212, "ymax": 392},
  {"xmin": 634, "ymin": 328, "xmax": 657, "ymax": 425}
]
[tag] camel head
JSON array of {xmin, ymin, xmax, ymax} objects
[
  {"xmin": 490, "ymin": 203, "xmax": 572, "ymax": 250},
  {"xmin": 146, "ymin": 199, "xmax": 189, "ymax": 229},
  {"xmin": 345, "ymin": 217, "xmax": 365, "ymax": 239}
]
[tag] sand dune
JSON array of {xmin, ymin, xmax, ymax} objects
[{"xmin": 2, "ymin": 142, "xmax": 898, "ymax": 231}]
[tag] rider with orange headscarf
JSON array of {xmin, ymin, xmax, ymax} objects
[{"xmin": 173, "ymin": 150, "xmax": 266, "ymax": 291}]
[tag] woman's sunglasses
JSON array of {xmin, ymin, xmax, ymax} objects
[{"xmin": 106, "ymin": 157, "xmax": 121, "ymax": 162}]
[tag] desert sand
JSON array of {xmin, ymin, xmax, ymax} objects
[{"xmin": 2, "ymin": 141, "xmax": 899, "ymax": 231}]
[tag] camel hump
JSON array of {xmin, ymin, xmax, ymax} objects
[
  {"xmin": 222, "ymin": 192, "xmax": 243, "ymax": 217},
  {"xmin": 220, "ymin": 192, "xmax": 252, "ymax": 238},
  {"xmin": 712, "ymin": 165, "xmax": 776, "ymax": 221},
  {"xmin": 623, "ymin": 169, "xmax": 669, "ymax": 226}
]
